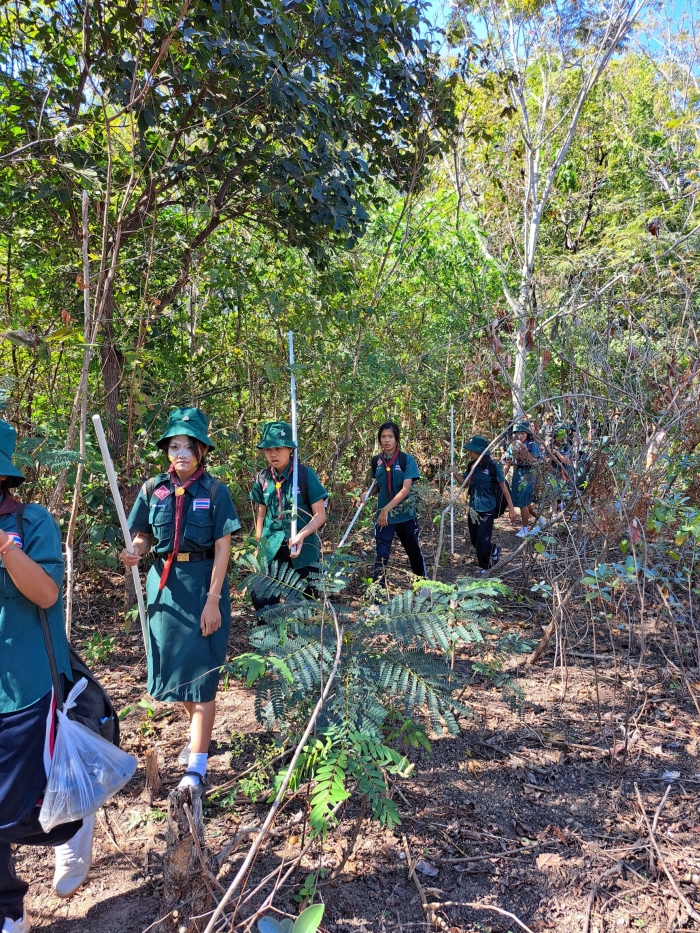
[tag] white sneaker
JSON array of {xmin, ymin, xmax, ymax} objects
[
  {"xmin": 53, "ymin": 813, "xmax": 95, "ymax": 898},
  {"xmin": 515, "ymin": 528, "xmax": 529, "ymax": 538},
  {"xmin": 529, "ymin": 525, "xmax": 541, "ymax": 536},
  {"xmin": 2, "ymin": 915, "xmax": 30, "ymax": 933}
]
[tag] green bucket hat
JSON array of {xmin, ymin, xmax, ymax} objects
[
  {"xmin": 157, "ymin": 407, "xmax": 214, "ymax": 450},
  {"xmin": 513, "ymin": 422, "xmax": 532, "ymax": 435},
  {"xmin": 256, "ymin": 421, "xmax": 297, "ymax": 450},
  {"xmin": 463, "ymin": 435, "xmax": 489, "ymax": 455},
  {"xmin": 0, "ymin": 421, "xmax": 26, "ymax": 488}
]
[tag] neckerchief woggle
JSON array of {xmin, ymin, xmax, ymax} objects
[
  {"xmin": 158, "ymin": 463, "xmax": 205, "ymax": 590},
  {"xmin": 382, "ymin": 447, "xmax": 401, "ymax": 499},
  {"xmin": 271, "ymin": 464, "xmax": 289, "ymax": 520}
]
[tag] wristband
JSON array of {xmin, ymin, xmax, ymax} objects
[
  {"xmin": 0, "ymin": 539, "xmax": 16, "ymax": 556},
  {"xmin": 207, "ymin": 591, "xmax": 221, "ymax": 600}
]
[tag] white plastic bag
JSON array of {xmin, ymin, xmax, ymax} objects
[{"xmin": 39, "ymin": 678, "xmax": 137, "ymax": 832}]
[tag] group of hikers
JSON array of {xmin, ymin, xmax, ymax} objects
[{"xmin": 0, "ymin": 405, "xmax": 582, "ymax": 931}]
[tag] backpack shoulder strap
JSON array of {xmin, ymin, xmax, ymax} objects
[
  {"xmin": 371, "ymin": 455, "xmax": 381, "ymax": 478},
  {"xmin": 200, "ymin": 473, "xmax": 222, "ymax": 503},
  {"xmin": 398, "ymin": 451, "xmax": 408, "ymax": 471},
  {"xmin": 15, "ymin": 503, "xmax": 64, "ymax": 707},
  {"xmin": 297, "ymin": 463, "xmax": 310, "ymax": 507}
]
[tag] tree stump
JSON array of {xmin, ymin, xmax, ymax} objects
[
  {"xmin": 163, "ymin": 786, "xmax": 218, "ymax": 932},
  {"xmin": 141, "ymin": 747, "xmax": 162, "ymax": 804}
]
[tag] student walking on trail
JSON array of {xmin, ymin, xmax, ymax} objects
[
  {"xmin": 250, "ymin": 421, "xmax": 327, "ymax": 611},
  {"xmin": 0, "ymin": 421, "xmax": 95, "ymax": 933},
  {"xmin": 547, "ymin": 422, "xmax": 576, "ymax": 515},
  {"xmin": 365, "ymin": 421, "xmax": 427, "ymax": 586},
  {"xmin": 122, "ymin": 408, "xmax": 241, "ymax": 794},
  {"xmin": 453, "ymin": 435, "xmax": 517, "ymax": 572},
  {"xmin": 504, "ymin": 422, "xmax": 543, "ymax": 538}
]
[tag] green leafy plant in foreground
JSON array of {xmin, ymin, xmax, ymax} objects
[
  {"xmin": 231, "ymin": 552, "xmax": 531, "ymax": 839},
  {"xmin": 258, "ymin": 903, "xmax": 324, "ymax": 933}
]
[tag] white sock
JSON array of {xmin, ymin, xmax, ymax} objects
[{"xmin": 178, "ymin": 752, "xmax": 208, "ymax": 787}]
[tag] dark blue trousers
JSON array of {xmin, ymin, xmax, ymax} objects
[
  {"xmin": 0, "ymin": 688, "xmax": 81, "ymax": 923},
  {"xmin": 373, "ymin": 517, "xmax": 427, "ymax": 584}
]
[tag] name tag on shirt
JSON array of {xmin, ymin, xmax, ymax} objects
[
  {"xmin": 193, "ymin": 498, "xmax": 210, "ymax": 510},
  {"xmin": 153, "ymin": 486, "xmax": 171, "ymax": 501}
]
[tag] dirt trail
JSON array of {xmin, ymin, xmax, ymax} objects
[{"xmin": 16, "ymin": 515, "xmax": 700, "ymax": 932}]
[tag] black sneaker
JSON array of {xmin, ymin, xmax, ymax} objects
[{"xmin": 491, "ymin": 545, "xmax": 500, "ymax": 566}]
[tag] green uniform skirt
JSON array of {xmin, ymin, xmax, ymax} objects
[{"xmin": 145, "ymin": 559, "xmax": 230, "ymax": 703}]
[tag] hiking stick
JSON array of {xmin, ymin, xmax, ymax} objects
[
  {"xmin": 288, "ymin": 331, "xmax": 300, "ymax": 557},
  {"xmin": 91, "ymin": 415, "xmax": 147, "ymax": 641},
  {"xmin": 450, "ymin": 404, "xmax": 455, "ymax": 556},
  {"xmin": 337, "ymin": 480, "xmax": 376, "ymax": 549}
]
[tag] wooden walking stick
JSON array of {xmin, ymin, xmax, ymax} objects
[
  {"xmin": 288, "ymin": 331, "xmax": 301, "ymax": 557},
  {"xmin": 92, "ymin": 415, "xmax": 147, "ymax": 641}
]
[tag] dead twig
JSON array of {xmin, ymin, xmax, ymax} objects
[
  {"xmin": 403, "ymin": 835, "xmax": 448, "ymax": 931},
  {"xmin": 202, "ymin": 604, "xmax": 344, "ymax": 933},
  {"xmin": 634, "ymin": 783, "xmax": 700, "ymax": 923},
  {"xmin": 582, "ymin": 862, "xmax": 623, "ymax": 933},
  {"xmin": 183, "ymin": 802, "xmax": 227, "ymax": 897},
  {"xmin": 425, "ymin": 901, "xmax": 537, "ymax": 933},
  {"xmin": 330, "ymin": 795, "xmax": 367, "ymax": 880}
]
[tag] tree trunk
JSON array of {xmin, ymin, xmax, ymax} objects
[{"xmin": 163, "ymin": 786, "xmax": 217, "ymax": 932}]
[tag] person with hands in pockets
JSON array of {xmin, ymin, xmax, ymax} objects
[
  {"xmin": 121, "ymin": 407, "xmax": 241, "ymax": 794},
  {"xmin": 0, "ymin": 421, "xmax": 96, "ymax": 933},
  {"xmin": 452, "ymin": 435, "xmax": 517, "ymax": 573},
  {"xmin": 365, "ymin": 421, "xmax": 426, "ymax": 588},
  {"xmin": 249, "ymin": 421, "xmax": 327, "ymax": 611}
]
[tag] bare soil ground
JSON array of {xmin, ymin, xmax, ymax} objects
[{"xmin": 15, "ymin": 513, "xmax": 700, "ymax": 933}]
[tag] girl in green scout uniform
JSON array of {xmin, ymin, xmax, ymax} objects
[
  {"xmin": 452, "ymin": 435, "xmax": 516, "ymax": 572},
  {"xmin": 121, "ymin": 408, "xmax": 241, "ymax": 792},
  {"xmin": 0, "ymin": 421, "xmax": 96, "ymax": 932},
  {"xmin": 366, "ymin": 421, "xmax": 426, "ymax": 586},
  {"xmin": 250, "ymin": 421, "xmax": 327, "ymax": 611},
  {"xmin": 503, "ymin": 422, "xmax": 543, "ymax": 538}
]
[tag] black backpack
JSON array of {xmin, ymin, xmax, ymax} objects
[
  {"xmin": 469, "ymin": 459, "xmax": 510, "ymax": 518},
  {"xmin": 16, "ymin": 504, "xmax": 120, "ymax": 747}
]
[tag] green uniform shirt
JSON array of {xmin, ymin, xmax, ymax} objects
[
  {"xmin": 467, "ymin": 458, "xmax": 505, "ymax": 513},
  {"xmin": 250, "ymin": 462, "xmax": 327, "ymax": 568},
  {"xmin": 128, "ymin": 472, "xmax": 241, "ymax": 551},
  {"xmin": 373, "ymin": 452, "xmax": 420, "ymax": 525},
  {"xmin": 0, "ymin": 502, "xmax": 72, "ymax": 713}
]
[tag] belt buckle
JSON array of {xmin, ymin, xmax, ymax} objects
[{"xmin": 176, "ymin": 553, "xmax": 190, "ymax": 562}]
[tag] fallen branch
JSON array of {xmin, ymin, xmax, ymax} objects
[
  {"xmin": 634, "ymin": 783, "xmax": 700, "ymax": 924},
  {"xmin": 403, "ymin": 834, "xmax": 447, "ymax": 930},
  {"xmin": 425, "ymin": 901, "xmax": 537, "ymax": 933},
  {"xmin": 582, "ymin": 862, "xmax": 622, "ymax": 933}
]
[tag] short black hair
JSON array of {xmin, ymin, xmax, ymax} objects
[{"xmin": 378, "ymin": 421, "xmax": 400, "ymax": 445}]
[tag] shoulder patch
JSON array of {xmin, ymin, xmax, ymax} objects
[{"xmin": 154, "ymin": 486, "xmax": 171, "ymax": 501}]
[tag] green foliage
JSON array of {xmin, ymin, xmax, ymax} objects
[
  {"xmin": 258, "ymin": 904, "xmax": 324, "ymax": 933},
  {"xmin": 82, "ymin": 632, "xmax": 115, "ymax": 665},
  {"xmin": 232, "ymin": 560, "xmax": 529, "ymax": 838}
]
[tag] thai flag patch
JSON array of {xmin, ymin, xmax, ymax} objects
[
  {"xmin": 154, "ymin": 486, "xmax": 171, "ymax": 501},
  {"xmin": 6, "ymin": 533, "xmax": 22, "ymax": 549},
  {"xmin": 193, "ymin": 498, "xmax": 210, "ymax": 510}
]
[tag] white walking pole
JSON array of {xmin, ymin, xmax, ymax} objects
[
  {"xmin": 450, "ymin": 404, "xmax": 455, "ymax": 556},
  {"xmin": 288, "ymin": 332, "xmax": 300, "ymax": 557},
  {"xmin": 91, "ymin": 415, "xmax": 147, "ymax": 641},
  {"xmin": 337, "ymin": 480, "xmax": 376, "ymax": 550}
]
